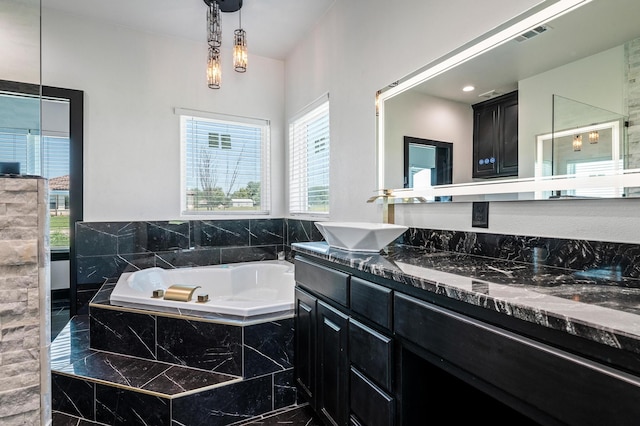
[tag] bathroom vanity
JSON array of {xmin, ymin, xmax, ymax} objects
[{"xmin": 292, "ymin": 241, "xmax": 640, "ymax": 426}]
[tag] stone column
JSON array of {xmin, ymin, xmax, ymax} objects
[{"xmin": 0, "ymin": 177, "xmax": 51, "ymax": 425}]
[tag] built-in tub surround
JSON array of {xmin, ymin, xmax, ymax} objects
[
  {"xmin": 110, "ymin": 260, "xmax": 294, "ymax": 317},
  {"xmin": 74, "ymin": 218, "xmax": 323, "ymax": 314},
  {"xmin": 0, "ymin": 176, "xmax": 50, "ymax": 426},
  {"xmin": 51, "ymin": 274, "xmax": 297, "ymax": 425}
]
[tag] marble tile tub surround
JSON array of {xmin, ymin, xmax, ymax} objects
[
  {"xmin": 74, "ymin": 218, "xmax": 323, "ymax": 312},
  {"xmin": 403, "ymin": 227, "xmax": 640, "ymax": 283},
  {"xmin": 51, "ymin": 316, "xmax": 298, "ymax": 425}
]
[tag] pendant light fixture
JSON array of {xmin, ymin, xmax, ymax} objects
[
  {"xmin": 573, "ymin": 134, "xmax": 583, "ymax": 151},
  {"xmin": 204, "ymin": 0, "xmax": 247, "ymax": 89},
  {"xmin": 233, "ymin": 9, "xmax": 247, "ymax": 73},
  {"xmin": 589, "ymin": 130, "xmax": 599, "ymax": 144}
]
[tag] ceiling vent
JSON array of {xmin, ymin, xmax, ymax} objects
[
  {"xmin": 478, "ymin": 90, "xmax": 500, "ymax": 99},
  {"xmin": 515, "ymin": 25, "xmax": 551, "ymax": 42}
]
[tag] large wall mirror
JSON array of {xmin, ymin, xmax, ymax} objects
[{"xmin": 377, "ymin": 0, "xmax": 640, "ymax": 202}]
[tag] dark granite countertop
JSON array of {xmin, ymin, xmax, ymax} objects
[{"xmin": 292, "ymin": 241, "xmax": 640, "ymax": 357}]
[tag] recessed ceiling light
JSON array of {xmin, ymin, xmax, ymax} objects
[{"xmin": 462, "ymin": 85, "xmax": 475, "ymax": 92}]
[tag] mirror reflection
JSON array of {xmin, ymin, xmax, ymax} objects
[{"xmin": 378, "ymin": 0, "xmax": 640, "ymax": 201}]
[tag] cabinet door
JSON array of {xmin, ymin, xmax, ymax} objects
[
  {"xmin": 472, "ymin": 105, "xmax": 498, "ymax": 178},
  {"xmin": 499, "ymin": 94, "xmax": 518, "ymax": 176},
  {"xmin": 472, "ymin": 91, "xmax": 518, "ymax": 178},
  {"xmin": 295, "ymin": 288, "xmax": 317, "ymax": 407},
  {"xmin": 317, "ymin": 300, "xmax": 350, "ymax": 426}
]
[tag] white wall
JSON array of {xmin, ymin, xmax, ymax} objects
[
  {"xmin": 41, "ymin": 8, "xmax": 285, "ymax": 221},
  {"xmin": 0, "ymin": 0, "xmax": 40, "ymax": 84},
  {"xmin": 285, "ymin": 0, "xmax": 640, "ymax": 243}
]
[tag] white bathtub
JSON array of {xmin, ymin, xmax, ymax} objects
[{"xmin": 109, "ymin": 260, "xmax": 295, "ymax": 317}]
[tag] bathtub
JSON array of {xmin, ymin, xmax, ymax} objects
[{"xmin": 109, "ymin": 260, "xmax": 295, "ymax": 317}]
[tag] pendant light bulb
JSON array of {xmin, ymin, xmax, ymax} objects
[
  {"xmin": 207, "ymin": 46, "xmax": 221, "ymax": 89},
  {"xmin": 233, "ymin": 10, "xmax": 247, "ymax": 73}
]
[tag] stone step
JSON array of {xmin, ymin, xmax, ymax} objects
[{"xmin": 51, "ymin": 315, "xmax": 297, "ymax": 425}]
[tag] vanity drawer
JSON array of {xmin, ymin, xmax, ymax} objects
[
  {"xmin": 295, "ymin": 256, "xmax": 350, "ymax": 307},
  {"xmin": 350, "ymin": 367, "xmax": 394, "ymax": 426},
  {"xmin": 350, "ymin": 277, "xmax": 393, "ymax": 330},
  {"xmin": 394, "ymin": 292, "xmax": 640, "ymax": 426},
  {"xmin": 349, "ymin": 319, "xmax": 393, "ymax": 391}
]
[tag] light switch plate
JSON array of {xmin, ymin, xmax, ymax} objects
[{"xmin": 472, "ymin": 202, "xmax": 489, "ymax": 228}]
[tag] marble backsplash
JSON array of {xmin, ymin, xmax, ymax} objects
[{"xmin": 402, "ymin": 228, "xmax": 640, "ymax": 280}]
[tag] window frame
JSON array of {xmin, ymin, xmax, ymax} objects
[
  {"xmin": 288, "ymin": 93, "xmax": 330, "ymax": 216},
  {"xmin": 176, "ymin": 108, "xmax": 271, "ymax": 216}
]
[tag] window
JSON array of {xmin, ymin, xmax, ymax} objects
[
  {"xmin": 0, "ymin": 93, "xmax": 72, "ymax": 252},
  {"xmin": 567, "ymin": 159, "xmax": 624, "ymax": 198},
  {"xmin": 289, "ymin": 94, "xmax": 330, "ymax": 214},
  {"xmin": 178, "ymin": 109, "xmax": 270, "ymax": 214}
]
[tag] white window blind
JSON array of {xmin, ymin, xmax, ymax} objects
[
  {"xmin": 567, "ymin": 159, "xmax": 624, "ymax": 198},
  {"xmin": 289, "ymin": 95, "xmax": 330, "ymax": 214},
  {"xmin": 179, "ymin": 110, "xmax": 270, "ymax": 214}
]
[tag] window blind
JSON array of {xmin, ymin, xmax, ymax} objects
[
  {"xmin": 180, "ymin": 112, "xmax": 270, "ymax": 214},
  {"xmin": 289, "ymin": 95, "xmax": 330, "ymax": 214}
]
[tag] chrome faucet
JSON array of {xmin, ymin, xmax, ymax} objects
[{"xmin": 367, "ymin": 189, "xmax": 396, "ymax": 224}]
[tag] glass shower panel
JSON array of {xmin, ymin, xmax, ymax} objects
[{"xmin": 544, "ymin": 95, "xmax": 630, "ymax": 198}]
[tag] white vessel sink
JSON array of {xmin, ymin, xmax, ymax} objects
[{"xmin": 314, "ymin": 222, "xmax": 408, "ymax": 252}]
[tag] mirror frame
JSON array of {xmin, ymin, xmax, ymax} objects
[{"xmin": 374, "ymin": 0, "xmax": 640, "ymax": 201}]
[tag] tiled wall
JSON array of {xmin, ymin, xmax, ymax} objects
[
  {"xmin": 74, "ymin": 218, "xmax": 324, "ymax": 312},
  {"xmin": 0, "ymin": 177, "xmax": 50, "ymax": 425}
]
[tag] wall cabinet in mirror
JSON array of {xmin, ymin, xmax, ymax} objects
[{"xmin": 472, "ymin": 91, "xmax": 518, "ymax": 178}]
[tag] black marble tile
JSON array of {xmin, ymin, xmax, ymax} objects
[
  {"xmin": 285, "ymin": 219, "xmax": 315, "ymax": 246},
  {"xmin": 57, "ymin": 351, "xmax": 171, "ymax": 389},
  {"xmin": 244, "ymin": 319, "xmax": 294, "ymax": 378},
  {"xmin": 142, "ymin": 366, "xmax": 240, "ymax": 395},
  {"xmin": 90, "ymin": 308, "xmax": 156, "ymax": 360},
  {"xmin": 190, "ymin": 220, "xmax": 250, "ymax": 247},
  {"xmin": 76, "ymin": 284, "xmax": 104, "ymax": 315},
  {"xmin": 250, "ymin": 219, "xmax": 285, "ymax": 246},
  {"xmin": 52, "ymin": 373, "xmax": 95, "ymax": 419},
  {"xmin": 156, "ymin": 316, "xmax": 242, "ymax": 375},
  {"xmin": 273, "ymin": 369, "xmax": 297, "ymax": 410},
  {"xmin": 220, "ymin": 245, "xmax": 280, "ymax": 264},
  {"xmin": 155, "ymin": 247, "xmax": 221, "ymax": 268},
  {"xmin": 76, "ymin": 254, "xmax": 156, "ymax": 285},
  {"xmin": 117, "ymin": 221, "xmax": 191, "ymax": 254},
  {"xmin": 76, "ymin": 222, "xmax": 120, "ymax": 257},
  {"xmin": 172, "ymin": 374, "xmax": 273, "ymax": 426},
  {"xmin": 238, "ymin": 404, "xmax": 322, "ymax": 425},
  {"xmin": 95, "ymin": 383, "xmax": 170, "ymax": 425},
  {"xmin": 51, "ymin": 325, "xmax": 92, "ymax": 371},
  {"xmin": 52, "ymin": 411, "xmax": 99, "ymax": 426}
]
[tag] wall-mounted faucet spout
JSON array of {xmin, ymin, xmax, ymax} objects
[
  {"xmin": 367, "ymin": 190, "xmax": 430, "ymax": 224},
  {"xmin": 367, "ymin": 189, "xmax": 395, "ymax": 224}
]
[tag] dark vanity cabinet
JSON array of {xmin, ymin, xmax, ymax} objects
[
  {"xmin": 294, "ymin": 251, "xmax": 640, "ymax": 426},
  {"xmin": 294, "ymin": 257, "xmax": 395, "ymax": 426},
  {"xmin": 472, "ymin": 90, "xmax": 518, "ymax": 178}
]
